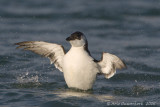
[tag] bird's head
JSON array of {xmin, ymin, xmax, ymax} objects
[{"xmin": 66, "ymin": 31, "xmax": 87, "ymax": 47}]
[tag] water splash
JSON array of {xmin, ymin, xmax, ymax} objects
[{"xmin": 17, "ymin": 71, "xmax": 39, "ymax": 83}]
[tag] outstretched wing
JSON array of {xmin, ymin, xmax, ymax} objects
[
  {"xmin": 97, "ymin": 52, "xmax": 126, "ymax": 79},
  {"xmin": 15, "ymin": 41, "xmax": 65, "ymax": 72}
]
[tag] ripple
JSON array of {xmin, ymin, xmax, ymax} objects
[
  {"xmin": 112, "ymin": 73, "xmax": 160, "ymax": 82},
  {"xmin": 0, "ymin": 73, "xmax": 15, "ymax": 79},
  {"xmin": 113, "ymin": 85, "xmax": 160, "ymax": 97},
  {"xmin": 0, "ymin": 55, "xmax": 14, "ymax": 66},
  {"xmin": 11, "ymin": 82, "xmax": 41, "ymax": 89},
  {"xmin": 125, "ymin": 46, "xmax": 160, "ymax": 57},
  {"xmin": 125, "ymin": 46, "xmax": 160, "ymax": 51},
  {"xmin": 40, "ymin": 101, "xmax": 78, "ymax": 107},
  {"xmin": 127, "ymin": 61, "xmax": 160, "ymax": 73}
]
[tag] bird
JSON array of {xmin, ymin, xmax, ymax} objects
[{"xmin": 15, "ymin": 31, "xmax": 126, "ymax": 90}]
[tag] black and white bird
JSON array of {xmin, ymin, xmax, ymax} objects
[{"xmin": 15, "ymin": 31, "xmax": 126, "ymax": 90}]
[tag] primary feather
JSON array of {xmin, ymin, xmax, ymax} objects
[{"xmin": 15, "ymin": 41, "xmax": 65, "ymax": 72}]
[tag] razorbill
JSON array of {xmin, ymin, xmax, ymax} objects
[{"xmin": 15, "ymin": 31, "xmax": 126, "ymax": 90}]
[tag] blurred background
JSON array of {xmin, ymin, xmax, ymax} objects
[{"xmin": 0, "ymin": 0, "xmax": 160, "ymax": 107}]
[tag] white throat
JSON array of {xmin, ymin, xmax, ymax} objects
[
  {"xmin": 70, "ymin": 39, "xmax": 85, "ymax": 47},
  {"xmin": 69, "ymin": 36, "xmax": 87, "ymax": 47}
]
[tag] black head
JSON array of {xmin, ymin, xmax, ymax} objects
[
  {"xmin": 66, "ymin": 31, "xmax": 87, "ymax": 47},
  {"xmin": 66, "ymin": 31, "xmax": 84, "ymax": 41}
]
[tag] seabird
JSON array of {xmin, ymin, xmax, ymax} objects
[{"xmin": 15, "ymin": 31, "xmax": 126, "ymax": 90}]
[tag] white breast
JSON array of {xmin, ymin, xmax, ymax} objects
[{"xmin": 62, "ymin": 47, "xmax": 99, "ymax": 90}]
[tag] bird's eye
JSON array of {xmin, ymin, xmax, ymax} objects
[{"xmin": 77, "ymin": 35, "xmax": 81, "ymax": 40}]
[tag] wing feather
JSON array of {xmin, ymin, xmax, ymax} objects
[
  {"xmin": 98, "ymin": 52, "xmax": 126, "ymax": 79},
  {"xmin": 15, "ymin": 41, "xmax": 65, "ymax": 72}
]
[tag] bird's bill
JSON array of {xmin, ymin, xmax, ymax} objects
[{"xmin": 66, "ymin": 36, "xmax": 73, "ymax": 41}]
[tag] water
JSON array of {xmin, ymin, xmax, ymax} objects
[{"xmin": 0, "ymin": 0, "xmax": 160, "ymax": 107}]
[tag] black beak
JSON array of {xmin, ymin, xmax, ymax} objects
[
  {"xmin": 66, "ymin": 37, "xmax": 70, "ymax": 41},
  {"xmin": 66, "ymin": 37, "xmax": 73, "ymax": 41}
]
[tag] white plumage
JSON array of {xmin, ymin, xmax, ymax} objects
[
  {"xmin": 15, "ymin": 31, "xmax": 126, "ymax": 90},
  {"xmin": 63, "ymin": 46, "xmax": 99, "ymax": 90}
]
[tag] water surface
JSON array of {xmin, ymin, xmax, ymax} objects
[{"xmin": 0, "ymin": 0, "xmax": 160, "ymax": 107}]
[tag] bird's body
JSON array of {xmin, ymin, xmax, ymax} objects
[
  {"xmin": 63, "ymin": 46, "xmax": 98, "ymax": 90},
  {"xmin": 15, "ymin": 31, "xmax": 126, "ymax": 90}
]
